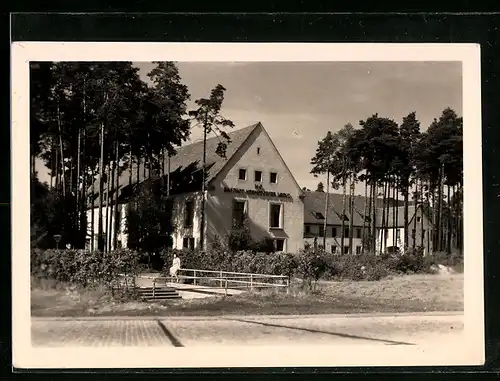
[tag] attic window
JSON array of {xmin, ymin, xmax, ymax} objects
[
  {"xmin": 257, "ymin": 147, "xmax": 261, "ymax": 155},
  {"xmin": 270, "ymin": 172, "xmax": 278, "ymax": 184},
  {"xmin": 315, "ymin": 212, "xmax": 325, "ymax": 220},
  {"xmin": 238, "ymin": 168, "xmax": 247, "ymax": 181}
]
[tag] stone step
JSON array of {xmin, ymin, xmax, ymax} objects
[{"xmin": 113, "ymin": 286, "xmax": 182, "ymax": 301}]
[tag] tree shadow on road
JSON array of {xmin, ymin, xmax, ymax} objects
[{"xmin": 224, "ymin": 318, "xmax": 415, "ymax": 346}]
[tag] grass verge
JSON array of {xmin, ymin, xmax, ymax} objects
[{"xmin": 31, "ymin": 273, "xmax": 463, "ymax": 318}]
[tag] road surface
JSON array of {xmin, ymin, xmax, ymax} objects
[{"xmin": 31, "ymin": 313, "xmax": 463, "ymax": 347}]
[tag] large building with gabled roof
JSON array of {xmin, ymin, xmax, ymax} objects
[
  {"xmin": 302, "ymin": 190, "xmax": 432, "ymax": 255},
  {"xmin": 86, "ymin": 122, "xmax": 433, "ymax": 256},
  {"xmin": 86, "ymin": 122, "xmax": 306, "ymax": 253}
]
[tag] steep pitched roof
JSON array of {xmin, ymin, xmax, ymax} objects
[
  {"xmin": 303, "ymin": 191, "xmax": 374, "ymax": 226},
  {"xmin": 303, "ymin": 191, "xmax": 410, "ymax": 227},
  {"xmin": 134, "ymin": 123, "xmax": 259, "ymax": 188},
  {"xmin": 88, "ymin": 123, "xmax": 260, "ymax": 206},
  {"xmin": 376, "ymin": 204, "xmax": 432, "ymax": 227}
]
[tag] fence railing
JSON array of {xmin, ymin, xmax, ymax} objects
[
  {"xmin": 118, "ymin": 269, "xmax": 290, "ymax": 297},
  {"xmin": 174, "ymin": 268, "xmax": 290, "ymax": 295}
]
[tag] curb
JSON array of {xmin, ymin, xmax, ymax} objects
[{"xmin": 31, "ymin": 311, "xmax": 464, "ymax": 322}]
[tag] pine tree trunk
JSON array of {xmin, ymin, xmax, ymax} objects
[
  {"xmin": 446, "ymin": 185, "xmax": 452, "ymax": 255},
  {"xmin": 199, "ymin": 123, "xmax": 208, "ymax": 250},
  {"xmin": 80, "ymin": 128, "xmax": 87, "ymax": 249},
  {"xmin": 392, "ymin": 176, "xmax": 397, "ymax": 251},
  {"xmin": 341, "ymin": 178, "xmax": 346, "ymax": 254},
  {"xmin": 371, "ymin": 180, "xmax": 377, "ymax": 254},
  {"xmin": 413, "ymin": 180, "xmax": 418, "ymax": 249},
  {"xmin": 348, "ymin": 175, "xmax": 354, "ymax": 255},
  {"xmin": 57, "ymin": 103, "xmax": 66, "ymax": 197},
  {"xmin": 54, "ymin": 142, "xmax": 59, "ymax": 190},
  {"xmin": 105, "ymin": 163, "xmax": 111, "ymax": 253},
  {"xmin": 113, "ymin": 141, "xmax": 120, "ymax": 251},
  {"xmin": 91, "ymin": 168, "xmax": 95, "ymax": 251},
  {"xmin": 458, "ymin": 184, "xmax": 463, "ymax": 256},
  {"xmin": 385, "ymin": 180, "xmax": 390, "ymax": 251},
  {"xmin": 109, "ymin": 157, "xmax": 115, "ymax": 252},
  {"xmin": 323, "ymin": 171, "xmax": 330, "ymax": 249},
  {"xmin": 420, "ymin": 180, "xmax": 425, "ymax": 251},
  {"xmin": 380, "ymin": 182, "xmax": 387, "ymax": 254},
  {"xmin": 426, "ymin": 181, "xmax": 431, "ymax": 254},
  {"xmin": 362, "ymin": 177, "xmax": 368, "ymax": 254},
  {"xmin": 403, "ymin": 179, "xmax": 409, "ymax": 252},
  {"xmin": 431, "ymin": 185, "xmax": 437, "ymax": 253},
  {"xmin": 453, "ymin": 185, "xmax": 458, "ymax": 251},
  {"xmin": 76, "ymin": 129, "xmax": 81, "ymax": 232},
  {"xmin": 50, "ymin": 147, "xmax": 54, "ymax": 190},
  {"xmin": 97, "ymin": 122, "xmax": 105, "ymax": 252}
]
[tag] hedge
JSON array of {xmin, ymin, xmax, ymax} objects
[
  {"xmin": 160, "ymin": 246, "xmax": 463, "ymax": 285},
  {"xmin": 31, "ymin": 248, "xmax": 142, "ymax": 290}
]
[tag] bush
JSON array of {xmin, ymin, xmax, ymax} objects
[
  {"xmin": 296, "ymin": 247, "xmax": 327, "ymax": 291},
  {"xmin": 160, "ymin": 247, "xmax": 298, "ymax": 280},
  {"xmin": 31, "ymin": 248, "xmax": 142, "ymax": 290},
  {"xmin": 327, "ymin": 254, "xmax": 390, "ymax": 281}
]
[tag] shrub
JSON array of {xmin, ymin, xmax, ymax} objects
[
  {"xmin": 296, "ymin": 247, "xmax": 327, "ymax": 291},
  {"xmin": 160, "ymin": 247, "xmax": 298, "ymax": 281},
  {"xmin": 31, "ymin": 248, "xmax": 142, "ymax": 290}
]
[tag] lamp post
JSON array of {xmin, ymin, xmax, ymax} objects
[{"xmin": 53, "ymin": 234, "xmax": 62, "ymax": 250}]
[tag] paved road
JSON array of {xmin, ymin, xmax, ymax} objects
[{"xmin": 32, "ymin": 313, "xmax": 464, "ymax": 348}]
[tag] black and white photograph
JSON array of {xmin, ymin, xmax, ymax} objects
[{"xmin": 12, "ymin": 42, "xmax": 484, "ymax": 368}]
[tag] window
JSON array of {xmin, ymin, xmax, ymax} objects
[
  {"xmin": 315, "ymin": 212, "xmax": 324, "ymax": 220},
  {"xmin": 269, "ymin": 203, "xmax": 283, "ymax": 228},
  {"xmin": 254, "ymin": 170, "xmax": 262, "ymax": 182},
  {"xmin": 184, "ymin": 200, "xmax": 194, "ymax": 227},
  {"xmin": 343, "ymin": 246, "xmax": 349, "ymax": 255},
  {"xmin": 422, "ymin": 229, "xmax": 426, "ymax": 238},
  {"xmin": 232, "ymin": 200, "xmax": 246, "ymax": 228},
  {"xmin": 344, "ymin": 227, "xmax": 350, "ymax": 238},
  {"xmin": 270, "ymin": 172, "xmax": 278, "ymax": 184},
  {"xmin": 275, "ymin": 239, "xmax": 285, "ymax": 252},
  {"xmin": 356, "ymin": 228, "xmax": 362, "ymax": 239},
  {"xmin": 417, "ymin": 216, "xmax": 422, "ymax": 223},
  {"xmin": 319, "ymin": 226, "xmax": 325, "ymax": 237},
  {"xmin": 411, "ymin": 229, "xmax": 416, "ymax": 238},
  {"xmin": 305, "ymin": 225, "xmax": 311, "ymax": 234},
  {"xmin": 182, "ymin": 237, "xmax": 195, "ymax": 250},
  {"xmin": 238, "ymin": 168, "xmax": 247, "ymax": 181},
  {"xmin": 331, "ymin": 245, "xmax": 337, "ymax": 254},
  {"xmin": 396, "ymin": 229, "xmax": 401, "ymax": 240},
  {"xmin": 356, "ymin": 246, "xmax": 362, "ymax": 255},
  {"xmin": 332, "ymin": 227, "xmax": 338, "ymax": 237}
]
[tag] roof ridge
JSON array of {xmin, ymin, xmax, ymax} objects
[{"xmin": 174, "ymin": 123, "xmax": 260, "ymax": 153}]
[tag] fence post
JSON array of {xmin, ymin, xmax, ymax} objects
[
  {"xmin": 225, "ymin": 278, "xmax": 228, "ymax": 296},
  {"xmin": 193, "ymin": 270, "xmax": 197, "ymax": 285},
  {"xmin": 250, "ymin": 274, "xmax": 254, "ymax": 291},
  {"xmin": 286, "ymin": 277, "xmax": 290, "ymax": 294},
  {"xmin": 152, "ymin": 278, "xmax": 156, "ymax": 299},
  {"xmin": 219, "ymin": 270, "xmax": 223, "ymax": 288}
]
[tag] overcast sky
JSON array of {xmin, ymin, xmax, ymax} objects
[{"xmin": 36, "ymin": 61, "xmax": 462, "ymax": 195}]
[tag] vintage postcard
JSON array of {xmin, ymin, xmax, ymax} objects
[{"xmin": 12, "ymin": 42, "xmax": 484, "ymax": 368}]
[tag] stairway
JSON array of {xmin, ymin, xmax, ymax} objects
[{"xmin": 137, "ymin": 286, "xmax": 182, "ymax": 301}]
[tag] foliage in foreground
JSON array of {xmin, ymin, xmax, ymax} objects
[
  {"xmin": 160, "ymin": 245, "xmax": 463, "ymax": 291},
  {"xmin": 31, "ymin": 248, "xmax": 142, "ymax": 293}
]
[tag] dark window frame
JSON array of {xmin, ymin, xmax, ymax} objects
[
  {"xmin": 269, "ymin": 203, "xmax": 282, "ymax": 229},
  {"xmin": 270, "ymin": 172, "xmax": 278, "ymax": 184}
]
